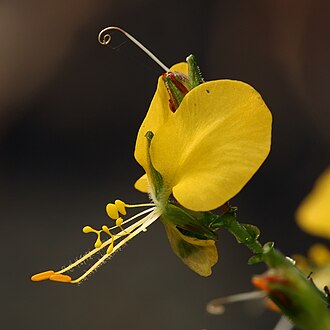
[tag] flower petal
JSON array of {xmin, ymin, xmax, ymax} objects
[
  {"xmin": 296, "ymin": 168, "xmax": 330, "ymax": 239},
  {"xmin": 134, "ymin": 174, "xmax": 149, "ymax": 193},
  {"xmin": 134, "ymin": 63, "xmax": 188, "ymax": 171},
  {"xmin": 151, "ymin": 80, "xmax": 272, "ymax": 211}
]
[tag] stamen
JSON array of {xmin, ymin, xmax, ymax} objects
[
  {"xmin": 31, "ymin": 205, "xmax": 161, "ymax": 284},
  {"xmin": 273, "ymin": 316, "xmax": 293, "ymax": 330},
  {"xmin": 110, "ymin": 207, "xmax": 156, "ymax": 229},
  {"xmin": 102, "ymin": 225, "xmax": 111, "ymax": 235},
  {"xmin": 31, "ymin": 270, "xmax": 55, "ymax": 282},
  {"xmin": 115, "ymin": 200, "xmax": 127, "ymax": 215},
  {"xmin": 57, "ymin": 218, "xmax": 146, "ymax": 276},
  {"xmin": 70, "ymin": 209, "xmax": 161, "ymax": 283},
  {"xmin": 107, "ymin": 200, "xmax": 155, "ymax": 221},
  {"xmin": 55, "ymin": 207, "xmax": 156, "ymax": 276},
  {"xmin": 106, "ymin": 203, "xmax": 119, "ymax": 219},
  {"xmin": 124, "ymin": 203, "xmax": 156, "ymax": 208},
  {"xmin": 49, "ymin": 274, "xmax": 72, "ymax": 283},
  {"xmin": 206, "ymin": 291, "xmax": 266, "ymax": 315},
  {"xmin": 101, "ymin": 225, "xmax": 115, "ymax": 254},
  {"xmin": 98, "ymin": 26, "xmax": 171, "ymax": 72},
  {"xmin": 106, "ymin": 240, "xmax": 114, "ymax": 254},
  {"xmin": 82, "ymin": 226, "xmax": 102, "ymax": 248},
  {"xmin": 115, "ymin": 217, "xmax": 124, "ymax": 227}
]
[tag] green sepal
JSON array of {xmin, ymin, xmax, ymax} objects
[
  {"xmin": 145, "ymin": 131, "xmax": 164, "ymax": 199},
  {"xmin": 162, "ymin": 203, "xmax": 218, "ymax": 241},
  {"xmin": 248, "ymin": 254, "xmax": 264, "ymax": 265},
  {"xmin": 186, "ymin": 54, "xmax": 204, "ymax": 88}
]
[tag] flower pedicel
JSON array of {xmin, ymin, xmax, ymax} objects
[{"xmin": 31, "ymin": 26, "xmax": 272, "ymax": 284}]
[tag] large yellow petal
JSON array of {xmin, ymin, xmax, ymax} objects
[
  {"xmin": 134, "ymin": 174, "xmax": 149, "ymax": 193},
  {"xmin": 151, "ymin": 80, "xmax": 272, "ymax": 211},
  {"xmin": 296, "ymin": 168, "xmax": 330, "ymax": 239},
  {"xmin": 134, "ymin": 63, "xmax": 188, "ymax": 171}
]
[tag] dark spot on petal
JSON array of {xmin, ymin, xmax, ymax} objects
[{"xmin": 206, "ymin": 89, "xmax": 210, "ymax": 94}]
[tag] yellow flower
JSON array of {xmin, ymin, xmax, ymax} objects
[
  {"xmin": 31, "ymin": 60, "xmax": 272, "ymax": 284},
  {"xmin": 296, "ymin": 168, "xmax": 330, "ymax": 239},
  {"xmin": 294, "ymin": 168, "xmax": 330, "ymax": 290},
  {"xmin": 135, "ymin": 63, "xmax": 272, "ymax": 211},
  {"xmin": 293, "ymin": 244, "xmax": 330, "ymax": 290}
]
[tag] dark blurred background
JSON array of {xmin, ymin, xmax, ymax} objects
[{"xmin": 1, "ymin": 1, "xmax": 329, "ymax": 329}]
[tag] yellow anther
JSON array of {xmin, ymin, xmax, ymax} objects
[
  {"xmin": 82, "ymin": 226, "xmax": 94, "ymax": 233},
  {"xmin": 106, "ymin": 241, "xmax": 114, "ymax": 254},
  {"xmin": 115, "ymin": 199, "xmax": 127, "ymax": 215},
  {"xmin": 31, "ymin": 270, "xmax": 55, "ymax": 282},
  {"xmin": 116, "ymin": 217, "xmax": 124, "ymax": 227},
  {"xmin": 102, "ymin": 225, "xmax": 111, "ymax": 235},
  {"xmin": 83, "ymin": 225, "xmax": 102, "ymax": 249},
  {"xmin": 49, "ymin": 274, "xmax": 72, "ymax": 283},
  {"xmin": 100, "ymin": 225, "xmax": 115, "ymax": 254},
  {"xmin": 106, "ymin": 203, "xmax": 119, "ymax": 219},
  {"xmin": 94, "ymin": 235, "xmax": 102, "ymax": 248}
]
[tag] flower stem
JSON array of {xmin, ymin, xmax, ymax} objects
[{"xmin": 216, "ymin": 212, "xmax": 263, "ymax": 254}]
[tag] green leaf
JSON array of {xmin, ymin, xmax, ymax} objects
[{"xmin": 243, "ymin": 224, "xmax": 260, "ymax": 240}]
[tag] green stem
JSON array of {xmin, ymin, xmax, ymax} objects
[{"xmin": 219, "ymin": 212, "xmax": 263, "ymax": 254}]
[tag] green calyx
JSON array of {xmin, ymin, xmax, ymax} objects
[
  {"xmin": 162, "ymin": 202, "xmax": 219, "ymax": 241},
  {"xmin": 145, "ymin": 131, "xmax": 164, "ymax": 200},
  {"xmin": 186, "ymin": 54, "xmax": 204, "ymax": 88}
]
